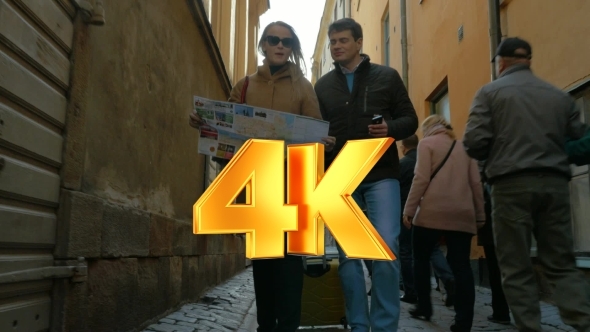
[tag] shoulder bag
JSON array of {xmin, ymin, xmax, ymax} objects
[{"xmin": 430, "ymin": 140, "xmax": 456, "ymax": 181}]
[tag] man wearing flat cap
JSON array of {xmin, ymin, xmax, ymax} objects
[{"xmin": 463, "ymin": 37, "xmax": 590, "ymax": 331}]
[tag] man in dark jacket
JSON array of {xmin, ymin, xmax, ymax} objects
[
  {"xmin": 464, "ymin": 37, "xmax": 590, "ymax": 331},
  {"xmin": 314, "ymin": 18, "xmax": 418, "ymax": 332}
]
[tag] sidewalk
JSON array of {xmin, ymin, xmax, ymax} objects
[{"xmin": 141, "ymin": 267, "xmax": 575, "ymax": 332}]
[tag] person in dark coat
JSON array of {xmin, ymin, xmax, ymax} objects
[{"xmin": 477, "ymin": 161, "xmax": 510, "ymax": 325}]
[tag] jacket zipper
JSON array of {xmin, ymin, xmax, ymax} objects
[{"xmin": 363, "ymin": 86, "xmax": 368, "ymax": 113}]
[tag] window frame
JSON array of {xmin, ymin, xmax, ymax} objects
[
  {"xmin": 568, "ymin": 82, "xmax": 590, "ymax": 256},
  {"xmin": 429, "ymin": 86, "xmax": 451, "ymax": 123}
]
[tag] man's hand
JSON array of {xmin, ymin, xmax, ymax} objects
[
  {"xmin": 477, "ymin": 221, "xmax": 485, "ymax": 229},
  {"xmin": 189, "ymin": 112, "xmax": 205, "ymax": 129},
  {"xmin": 368, "ymin": 120, "xmax": 389, "ymax": 138},
  {"xmin": 321, "ymin": 136, "xmax": 336, "ymax": 152},
  {"xmin": 403, "ymin": 215, "xmax": 413, "ymax": 229}
]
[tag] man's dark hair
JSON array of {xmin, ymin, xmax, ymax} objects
[
  {"xmin": 401, "ymin": 134, "xmax": 419, "ymax": 150},
  {"xmin": 328, "ymin": 18, "xmax": 363, "ymax": 41}
]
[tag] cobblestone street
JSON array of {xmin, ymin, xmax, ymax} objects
[{"xmin": 141, "ymin": 267, "xmax": 575, "ymax": 332}]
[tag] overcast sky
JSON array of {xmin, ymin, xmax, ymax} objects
[{"xmin": 258, "ymin": 0, "xmax": 327, "ymax": 80}]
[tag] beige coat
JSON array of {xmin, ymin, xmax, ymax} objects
[
  {"xmin": 404, "ymin": 126, "xmax": 485, "ymax": 235},
  {"xmin": 229, "ymin": 60, "xmax": 322, "ymax": 119}
]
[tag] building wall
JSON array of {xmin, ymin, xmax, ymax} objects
[
  {"xmin": 500, "ymin": 0, "xmax": 590, "ymax": 91},
  {"xmin": 203, "ymin": 0, "xmax": 267, "ymax": 85},
  {"xmin": 386, "ymin": 1, "xmax": 404, "ymax": 74},
  {"xmin": 311, "ymin": 0, "xmax": 353, "ymax": 85},
  {"xmin": 406, "ymin": 0, "xmax": 491, "ymax": 136},
  {"xmin": 52, "ymin": 1, "xmax": 263, "ymax": 331},
  {"xmin": 351, "ymin": 0, "xmax": 388, "ymax": 66}
]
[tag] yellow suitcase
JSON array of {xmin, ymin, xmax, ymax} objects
[{"xmin": 300, "ymin": 249, "xmax": 348, "ymax": 329}]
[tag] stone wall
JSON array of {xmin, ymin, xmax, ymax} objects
[{"xmin": 51, "ymin": 1, "xmax": 244, "ymax": 331}]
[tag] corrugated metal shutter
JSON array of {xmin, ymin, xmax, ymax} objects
[{"xmin": 0, "ymin": 0, "xmax": 74, "ymax": 330}]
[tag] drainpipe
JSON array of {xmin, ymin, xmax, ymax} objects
[
  {"xmin": 400, "ymin": 0, "xmax": 409, "ymax": 90},
  {"xmin": 348, "ymin": 0, "xmax": 351, "ymax": 17},
  {"xmin": 488, "ymin": 0, "xmax": 502, "ymax": 80}
]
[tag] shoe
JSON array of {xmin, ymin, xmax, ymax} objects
[
  {"xmin": 409, "ymin": 307, "xmax": 432, "ymax": 321},
  {"xmin": 400, "ymin": 295, "xmax": 417, "ymax": 304},
  {"xmin": 450, "ymin": 323, "xmax": 470, "ymax": 332},
  {"xmin": 444, "ymin": 280, "xmax": 455, "ymax": 307},
  {"xmin": 487, "ymin": 315, "xmax": 510, "ymax": 325}
]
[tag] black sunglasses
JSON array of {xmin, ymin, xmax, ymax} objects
[{"xmin": 266, "ymin": 35, "xmax": 293, "ymax": 48}]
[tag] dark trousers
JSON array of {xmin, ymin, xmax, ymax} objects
[
  {"xmin": 237, "ymin": 170, "xmax": 305, "ymax": 332},
  {"xmin": 483, "ymin": 244, "xmax": 510, "ymax": 319},
  {"xmin": 413, "ymin": 226, "xmax": 475, "ymax": 329},
  {"xmin": 491, "ymin": 174, "xmax": 590, "ymax": 331},
  {"xmin": 399, "ymin": 219, "xmax": 415, "ymax": 296},
  {"xmin": 252, "ymin": 234, "xmax": 304, "ymax": 332}
]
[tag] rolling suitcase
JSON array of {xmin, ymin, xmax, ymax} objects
[{"xmin": 299, "ymin": 246, "xmax": 348, "ymax": 329}]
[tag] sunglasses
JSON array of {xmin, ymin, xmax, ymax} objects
[{"xmin": 266, "ymin": 35, "xmax": 293, "ymax": 48}]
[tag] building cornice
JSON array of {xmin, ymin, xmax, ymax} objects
[{"xmin": 187, "ymin": 0, "xmax": 232, "ymax": 97}]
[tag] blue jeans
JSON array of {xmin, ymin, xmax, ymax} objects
[
  {"xmin": 431, "ymin": 244, "xmax": 454, "ymax": 284},
  {"xmin": 336, "ymin": 179, "xmax": 401, "ymax": 332}
]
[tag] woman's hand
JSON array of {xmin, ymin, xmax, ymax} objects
[
  {"xmin": 321, "ymin": 136, "xmax": 336, "ymax": 152},
  {"xmin": 403, "ymin": 215, "xmax": 413, "ymax": 229},
  {"xmin": 476, "ymin": 220, "xmax": 485, "ymax": 229},
  {"xmin": 189, "ymin": 112, "xmax": 205, "ymax": 129}
]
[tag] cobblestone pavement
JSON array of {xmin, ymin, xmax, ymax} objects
[
  {"xmin": 142, "ymin": 268, "xmax": 256, "ymax": 332},
  {"xmin": 141, "ymin": 267, "xmax": 575, "ymax": 332}
]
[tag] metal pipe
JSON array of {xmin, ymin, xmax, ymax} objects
[
  {"xmin": 488, "ymin": 0, "xmax": 502, "ymax": 80},
  {"xmin": 348, "ymin": 0, "xmax": 351, "ymax": 18},
  {"xmin": 400, "ymin": 0, "xmax": 409, "ymax": 89}
]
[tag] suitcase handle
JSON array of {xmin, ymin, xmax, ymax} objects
[{"xmin": 302, "ymin": 255, "xmax": 330, "ymax": 278}]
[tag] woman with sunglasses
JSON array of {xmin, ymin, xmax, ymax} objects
[{"xmin": 189, "ymin": 21, "xmax": 335, "ymax": 332}]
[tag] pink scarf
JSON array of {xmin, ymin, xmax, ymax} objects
[{"xmin": 423, "ymin": 124, "xmax": 447, "ymax": 138}]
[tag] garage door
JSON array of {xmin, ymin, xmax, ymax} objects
[{"xmin": 0, "ymin": 0, "xmax": 74, "ymax": 330}]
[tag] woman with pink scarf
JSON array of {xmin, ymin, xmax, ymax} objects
[{"xmin": 403, "ymin": 115, "xmax": 485, "ymax": 332}]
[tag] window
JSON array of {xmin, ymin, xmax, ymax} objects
[
  {"xmin": 334, "ymin": 3, "xmax": 337, "ymax": 21},
  {"xmin": 383, "ymin": 13, "xmax": 390, "ymax": 67},
  {"xmin": 431, "ymin": 88, "xmax": 451, "ymax": 123}
]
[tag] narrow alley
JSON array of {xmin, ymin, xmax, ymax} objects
[{"xmin": 141, "ymin": 267, "xmax": 574, "ymax": 332}]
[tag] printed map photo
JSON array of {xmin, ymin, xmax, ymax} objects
[
  {"xmin": 234, "ymin": 105, "xmax": 254, "ymax": 117},
  {"xmin": 193, "ymin": 96, "xmax": 329, "ymax": 160}
]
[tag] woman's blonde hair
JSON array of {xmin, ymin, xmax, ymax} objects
[
  {"xmin": 257, "ymin": 21, "xmax": 306, "ymax": 105},
  {"xmin": 422, "ymin": 114, "xmax": 456, "ymax": 139}
]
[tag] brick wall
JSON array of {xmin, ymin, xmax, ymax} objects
[{"xmin": 51, "ymin": 1, "xmax": 245, "ymax": 331}]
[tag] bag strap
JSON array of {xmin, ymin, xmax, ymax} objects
[
  {"xmin": 430, "ymin": 140, "xmax": 456, "ymax": 181},
  {"xmin": 239, "ymin": 76, "xmax": 250, "ymax": 104}
]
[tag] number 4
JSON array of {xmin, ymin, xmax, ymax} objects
[{"xmin": 193, "ymin": 138, "xmax": 396, "ymax": 261}]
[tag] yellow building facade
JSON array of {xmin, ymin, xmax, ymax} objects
[
  {"xmin": 312, "ymin": 0, "xmax": 590, "ymax": 267},
  {"xmin": 311, "ymin": 0, "xmax": 351, "ymax": 85},
  {"xmin": 202, "ymin": 0, "xmax": 269, "ymax": 85}
]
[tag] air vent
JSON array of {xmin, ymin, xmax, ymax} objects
[{"xmin": 458, "ymin": 25, "xmax": 464, "ymax": 42}]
